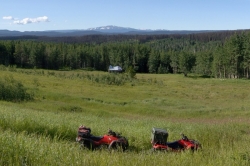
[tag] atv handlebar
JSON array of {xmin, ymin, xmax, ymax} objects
[
  {"xmin": 108, "ymin": 129, "xmax": 121, "ymax": 137},
  {"xmin": 181, "ymin": 133, "xmax": 188, "ymax": 140}
]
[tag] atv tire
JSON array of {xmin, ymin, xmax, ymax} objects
[
  {"xmin": 79, "ymin": 140, "xmax": 92, "ymax": 150},
  {"xmin": 109, "ymin": 142, "xmax": 125, "ymax": 152}
]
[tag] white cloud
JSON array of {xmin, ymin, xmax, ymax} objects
[
  {"xmin": 13, "ymin": 16, "xmax": 49, "ymax": 25},
  {"xmin": 3, "ymin": 16, "xmax": 14, "ymax": 20}
]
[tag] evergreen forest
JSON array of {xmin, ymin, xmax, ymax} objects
[{"xmin": 1, "ymin": 30, "xmax": 250, "ymax": 79}]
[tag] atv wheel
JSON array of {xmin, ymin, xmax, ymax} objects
[
  {"xmin": 97, "ymin": 144, "xmax": 109, "ymax": 151},
  {"xmin": 151, "ymin": 148, "xmax": 156, "ymax": 152},
  {"xmin": 109, "ymin": 142, "xmax": 125, "ymax": 152},
  {"xmin": 79, "ymin": 140, "xmax": 92, "ymax": 150},
  {"xmin": 121, "ymin": 142, "xmax": 129, "ymax": 151}
]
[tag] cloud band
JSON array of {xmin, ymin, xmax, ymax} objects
[
  {"xmin": 3, "ymin": 16, "xmax": 49, "ymax": 25},
  {"xmin": 3, "ymin": 16, "xmax": 14, "ymax": 20}
]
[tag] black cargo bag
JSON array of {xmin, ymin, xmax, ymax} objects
[
  {"xmin": 151, "ymin": 127, "xmax": 168, "ymax": 144},
  {"xmin": 78, "ymin": 126, "xmax": 91, "ymax": 138}
]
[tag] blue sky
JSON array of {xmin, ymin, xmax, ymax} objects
[{"xmin": 1, "ymin": 0, "xmax": 250, "ymax": 31}]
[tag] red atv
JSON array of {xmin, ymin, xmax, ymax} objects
[
  {"xmin": 151, "ymin": 127, "xmax": 201, "ymax": 152},
  {"xmin": 76, "ymin": 125, "xmax": 129, "ymax": 151}
]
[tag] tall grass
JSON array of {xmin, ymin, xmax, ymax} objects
[
  {"xmin": 0, "ymin": 68, "xmax": 250, "ymax": 165},
  {"xmin": 0, "ymin": 105, "xmax": 249, "ymax": 165},
  {"xmin": 0, "ymin": 75, "xmax": 34, "ymax": 102}
]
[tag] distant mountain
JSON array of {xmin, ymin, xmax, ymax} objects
[
  {"xmin": 87, "ymin": 25, "xmax": 142, "ymax": 33},
  {"xmin": 0, "ymin": 29, "xmax": 104, "ymax": 37},
  {"xmin": 0, "ymin": 25, "xmax": 220, "ymax": 37}
]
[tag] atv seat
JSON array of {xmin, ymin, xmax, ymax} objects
[
  {"xmin": 89, "ymin": 136, "xmax": 104, "ymax": 141},
  {"xmin": 167, "ymin": 141, "xmax": 181, "ymax": 149}
]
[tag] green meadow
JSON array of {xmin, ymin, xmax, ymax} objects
[{"xmin": 0, "ymin": 67, "xmax": 250, "ymax": 166}]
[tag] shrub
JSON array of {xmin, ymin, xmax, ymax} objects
[
  {"xmin": 7, "ymin": 65, "xmax": 17, "ymax": 72},
  {"xmin": 125, "ymin": 66, "xmax": 136, "ymax": 78},
  {"xmin": 0, "ymin": 64, "xmax": 7, "ymax": 71},
  {"xmin": 58, "ymin": 106, "xmax": 83, "ymax": 113},
  {"xmin": 0, "ymin": 75, "xmax": 34, "ymax": 102}
]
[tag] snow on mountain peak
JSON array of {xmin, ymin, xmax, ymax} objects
[{"xmin": 87, "ymin": 25, "xmax": 135, "ymax": 30}]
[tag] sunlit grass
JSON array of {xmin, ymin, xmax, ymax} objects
[{"xmin": 0, "ymin": 68, "xmax": 250, "ymax": 165}]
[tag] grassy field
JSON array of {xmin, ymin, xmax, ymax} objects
[{"xmin": 0, "ymin": 67, "xmax": 250, "ymax": 165}]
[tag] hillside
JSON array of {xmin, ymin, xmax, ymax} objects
[
  {"xmin": 0, "ymin": 68, "xmax": 249, "ymax": 165},
  {"xmin": 1, "ymin": 27, "xmax": 249, "ymax": 44}
]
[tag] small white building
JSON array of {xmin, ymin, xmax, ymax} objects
[{"xmin": 108, "ymin": 65, "xmax": 123, "ymax": 73}]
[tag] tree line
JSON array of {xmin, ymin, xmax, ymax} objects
[{"xmin": 1, "ymin": 31, "xmax": 250, "ymax": 78}]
